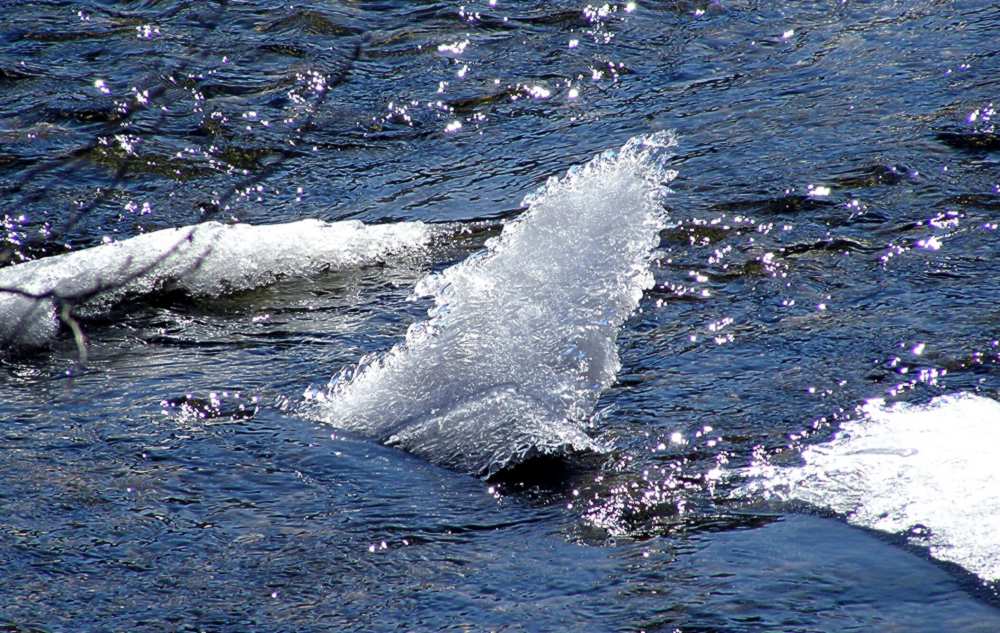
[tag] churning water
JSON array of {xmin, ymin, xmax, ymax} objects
[{"xmin": 2, "ymin": 1, "xmax": 999, "ymax": 631}]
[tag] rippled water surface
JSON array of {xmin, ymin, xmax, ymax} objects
[{"xmin": 2, "ymin": 1, "xmax": 1000, "ymax": 631}]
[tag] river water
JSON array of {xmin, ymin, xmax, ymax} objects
[{"xmin": 2, "ymin": 1, "xmax": 1000, "ymax": 631}]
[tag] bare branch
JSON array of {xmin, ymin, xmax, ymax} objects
[{"xmin": 1, "ymin": 6, "xmax": 366, "ymax": 359}]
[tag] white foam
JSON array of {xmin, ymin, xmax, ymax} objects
[
  {"xmin": 744, "ymin": 393, "xmax": 1000, "ymax": 582},
  {"xmin": 0, "ymin": 219, "xmax": 438, "ymax": 349},
  {"xmin": 306, "ymin": 132, "xmax": 678, "ymax": 477}
]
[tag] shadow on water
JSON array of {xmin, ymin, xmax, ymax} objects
[{"xmin": 487, "ymin": 450, "xmax": 606, "ymax": 497}]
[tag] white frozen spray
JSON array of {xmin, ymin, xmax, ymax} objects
[{"xmin": 307, "ymin": 131, "xmax": 678, "ymax": 476}]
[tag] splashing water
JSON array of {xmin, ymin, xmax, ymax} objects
[
  {"xmin": 0, "ymin": 219, "xmax": 439, "ymax": 350},
  {"xmin": 742, "ymin": 393, "xmax": 1000, "ymax": 582},
  {"xmin": 305, "ymin": 132, "xmax": 678, "ymax": 477}
]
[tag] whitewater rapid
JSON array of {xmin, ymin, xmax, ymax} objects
[
  {"xmin": 0, "ymin": 219, "xmax": 439, "ymax": 349},
  {"xmin": 743, "ymin": 393, "xmax": 1000, "ymax": 582},
  {"xmin": 306, "ymin": 132, "xmax": 678, "ymax": 477}
]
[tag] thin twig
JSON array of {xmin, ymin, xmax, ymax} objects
[{"xmin": 1, "ymin": 13, "xmax": 366, "ymax": 360}]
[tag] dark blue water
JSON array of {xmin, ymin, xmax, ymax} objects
[{"xmin": 2, "ymin": 1, "xmax": 1000, "ymax": 631}]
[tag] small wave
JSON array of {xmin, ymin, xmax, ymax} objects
[
  {"xmin": 741, "ymin": 393, "xmax": 1000, "ymax": 582},
  {"xmin": 0, "ymin": 219, "xmax": 438, "ymax": 350},
  {"xmin": 305, "ymin": 131, "xmax": 678, "ymax": 477}
]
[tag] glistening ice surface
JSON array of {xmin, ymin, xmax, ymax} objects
[
  {"xmin": 743, "ymin": 393, "xmax": 1000, "ymax": 582},
  {"xmin": 0, "ymin": 219, "xmax": 438, "ymax": 348},
  {"xmin": 307, "ymin": 133, "xmax": 677, "ymax": 477}
]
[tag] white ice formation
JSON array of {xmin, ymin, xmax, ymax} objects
[
  {"xmin": 307, "ymin": 131, "xmax": 678, "ymax": 476},
  {"xmin": 0, "ymin": 219, "xmax": 438, "ymax": 349},
  {"xmin": 744, "ymin": 393, "xmax": 1000, "ymax": 582}
]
